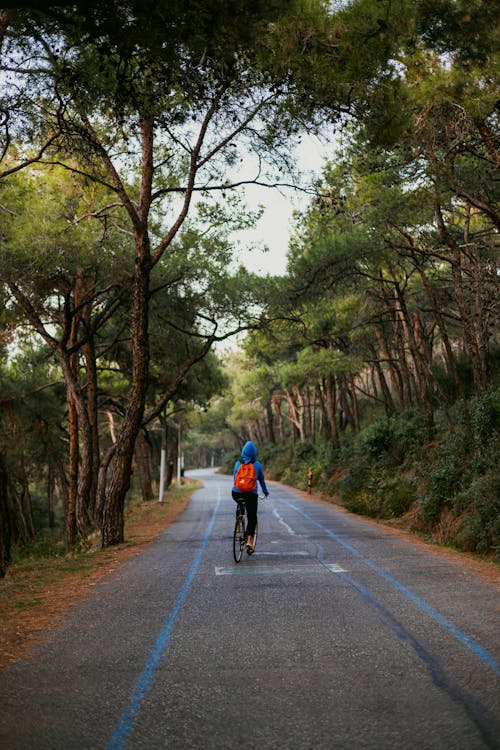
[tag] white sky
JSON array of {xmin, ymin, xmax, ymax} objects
[{"xmin": 233, "ymin": 133, "xmax": 334, "ymax": 276}]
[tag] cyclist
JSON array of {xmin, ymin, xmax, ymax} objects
[{"xmin": 232, "ymin": 440, "xmax": 269, "ymax": 553}]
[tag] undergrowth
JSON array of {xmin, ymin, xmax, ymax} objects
[{"xmin": 252, "ymin": 388, "xmax": 499, "ymax": 558}]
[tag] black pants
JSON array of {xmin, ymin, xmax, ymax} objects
[{"xmin": 232, "ymin": 490, "xmax": 258, "ymax": 537}]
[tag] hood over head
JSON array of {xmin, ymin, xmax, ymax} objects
[{"xmin": 241, "ymin": 441, "xmax": 257, "ymax": 463}]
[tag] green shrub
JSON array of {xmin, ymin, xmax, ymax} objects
[
  {"xmin": 341, "ymin": 463, "xmax": 417, "ymax": 519},
  {"xmin": 378, "ymin": 474, "xmax": 417, "ymax": 517},
  {"xmin": 469, "ymin": 388, "xmax": 500, "ymax": 447},
  {"xmin": 455, "ymin": 473, "xmax": 500, "ymax": 555},
  {"xmin": 13, "ymin": 530, "xmax": 66, "ymax": 562},
  {"xmin": 392, "ymin": 410, "xmax": 427, "ymax": 456},
  {"xmin": 419, "ymin": 459, "xmax": 463, "ymax": 521},
  {"xmin": 343, "ymin": 490, "xmax": 381, "ymax": 518},
  {"xmin": 359, "ymin": 418, "xmax": 394, "ymax": 459},
  {"xmin": 357, "ymin": 411, "xmax": 426, "ymax": 465},
  {"xmin": 338, "ymin": 453, "xmax": 373, "ymax": 501},
  {"xmin": 220, "ymin": 449, "xmax": 240, "ymax": 475}
]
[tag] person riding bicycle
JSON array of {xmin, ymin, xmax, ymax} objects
[{"xmin": 232, "ymin": 440, "xmax": 269, "ymax": 553}]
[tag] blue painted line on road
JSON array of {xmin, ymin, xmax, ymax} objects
[
  {"xmin": 280, "ymin": 497, "xmax": 500, "ymax": 676},
  {"xmin": 104, "ymin": 490, "xmax": 221, "ymax": 750},
  {"xmin": 319, "ymin": 561, "xmax": 500, "ymax": 748}
]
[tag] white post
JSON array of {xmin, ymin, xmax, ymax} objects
[
  {"xmin": 159, "ymin": 424, "xmax": 166, "ymax": 503},
  {"xmin": 177, "ymin": 423, "xmax": 182, "ymax": 485}
]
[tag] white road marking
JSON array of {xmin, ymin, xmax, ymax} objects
[
  {"xmin": 256, "ymin": 551, "xmax": 310, "ymax": 557},
  {"xmin": 323, "ymin": 564, "xmax": 347, "ymax": 573},
  {"xmin": 272, "ymin": 508, "xmax": 296, "ymax": 535},
  {"xmin": 215, "ymin": 563, "xmax": 347, "ymax": 576}
]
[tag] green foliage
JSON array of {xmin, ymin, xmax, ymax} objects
[
  {"xmin": 337, "ymin": 448, "xmax": 417, "ymax": 519},
  {"xmin": 338, "ymin": 389, "xmax": 500, "ymax": 552},
  {"xmin": 3, "ymin": 0, "xmax": 499, "ymax": 567},
  {"xmin": 357, "ymin": 411, "xmax": 427, "ymax": 464},
  {"xmin": 257, "ymin": 389, "xmax": 499, "ymax": 555},
  {"xmin": 12, "ymin": 530, "xmax": 66, "ymax": 562},
  {"xmin": 454, "ymin": 474, "xmax": 500, "ymax": 555},
  {"xmin": 419, "ymin": 460, "xmax": 463, "ymax": 521},
  {"xmin": 419, "ymin": 388, "xmax": 500, "ymax": 524},
  {"xmin": 469, "ymin": 388, "xmax": 500, "ymax": 447},
  {"xmin": 279, "ymin": 440, "xmax": 315, "ymax": 489}
]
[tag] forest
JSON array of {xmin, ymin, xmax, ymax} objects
[{"xmin": 0, "ymin": 0, "xmax": 498, "ymax": 577}]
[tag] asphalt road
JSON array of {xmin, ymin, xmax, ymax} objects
[{"xmin": 1, "ymin": 468, "xmax": 499, "ymax": 750}]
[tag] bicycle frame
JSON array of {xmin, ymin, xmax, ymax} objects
[{"xmin": 232, "ymin": 494, "xmax": 266, "ymax": 563}]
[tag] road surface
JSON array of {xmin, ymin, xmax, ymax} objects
[{"xmin": 1, "ymin": 468, "xmax": 499, "ymax": 749}]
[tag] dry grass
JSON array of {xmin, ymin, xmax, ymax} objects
[{"xmin": 0, "ymin": 482, "xmax": 199, "ymax": 669}]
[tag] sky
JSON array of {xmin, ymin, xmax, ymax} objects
[{"xmin": 233, "ymin": 132, "xmax": 335, "ymax": 276}]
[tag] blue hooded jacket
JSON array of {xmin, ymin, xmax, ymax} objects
[{"xmin": 232, "ymin": 441, "xmax": 269, "ymax": 495}]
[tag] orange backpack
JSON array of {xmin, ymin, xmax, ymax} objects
[{"xmin": 235, "ymin": 461, "xmax": 257, "ymax": 492}]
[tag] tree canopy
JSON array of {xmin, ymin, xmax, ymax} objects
[{"xmin": 0, "ymin": 0, "xmax": 498, "ymax": 572}]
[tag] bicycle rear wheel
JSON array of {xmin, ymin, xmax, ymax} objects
[{"xmin": 233, "ymin": 513, "xmax": 246, "ymax": 563}]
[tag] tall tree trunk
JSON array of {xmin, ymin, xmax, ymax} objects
[
  {"xmin": 13, "ymin": 489, "xmax": 30, "ymax": 543},
  {"xmin": 408, "ymin": 246, "xmax": 464, "ymax": 400},
  {"xmin": 434, "ymin": 194, "xmax": 487, "ymax": 393},
  {"xmin": 0, "ymin": 453, "xmax": 11, "ymax": 577},
  {"xmin": 378, "ymin": 273, "xmax": 415, "ymax": 407},
  {"xmin": 66, "ymin": 391, "xmax": 78, "ymax": 549},
  {"xmin": 391, "ymin": 277, "xmax": 435, "ymax": 436},
  {"xmin": 61, "ymin": 356, "xmax": 93, "ymax": 542},
  {"xmin": 465, "ymin": 205, "xmax": 492, "ymax": 390},
  {"xmin": 348, "ymin": 375, "xmax": 360, "ymax": 433},
  {"xmin": 364, "ymin": 337, "xmax": 396, "ymax": 415},
  {"xmin": 272, "ymin": 394, "xmax": 286, "ymax": 445},
  {"xmin": 21, "ymin": 473, "xmax": 36, "ymax": 539},
  {"xmin": 254, "ymin": 419, "xmax": 265, "ymax": 446},
  {"xmin": 338, "ymin": 375, "xmax": 354, "ymax": 431},
  {"xmin": 47, "ymin": 463, "xmax": 56, "ymax": 529},
  {"xmin": 83, "ymin": 319, "xmax": 100, "ymax": 520},
  {"xmin": 265, "ymin": 401, "xmax": 276, "ymax": 444},
  {"xmin": 101, "ymin": 250, "xmax": 150, "ymax": 547},
  {"xmin": 311, "ymin": 386, "xmax": 319, "ymax": 443},
  {"xmin": 303, "ymin": 386, "xmax": 313, "ymax": 440},
  {"xmin": 134, "ymin": 428, "xmax": 153, "ymax": 502},
  {"xmin": 322, "ymin": 375, "xmax": 338, "ymax": 445},
  {"xmin": 374, "ymin": 327, "xmax": 404, "ymax": 412},
  {"xmin": 72, "ymin": 273, "xmax": 95, "ymax": 536},
  {"xmin": 292, "ymin": 388, "xmax": 306, "ymax": 443}
]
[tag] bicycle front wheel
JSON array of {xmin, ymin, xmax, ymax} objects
[{"xmin": 233, "ymin": 515, "xmax": 245, "ymax": 563}]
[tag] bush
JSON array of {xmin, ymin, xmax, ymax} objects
[
  {"xmin": 378, "ymin": 474, "xmax": 417, "ymax": 517},
  {"xmin": 455, "ymin": 473, "xmax": 500, "ymax": 555},
  {"xmin": 419, "ymin": 459, "xmax": 463, "ymax": 521},
  {"xmin": 359, "ymin": 418, "xmax": 394, "ymax": 458},
  {"xmin": 340, "ymin": 460, "xmax": 416, "ymax": 519},
  {"xmin": 262, "ymin": 388, "xmax": 499, "ymax": 554},
  {"xmin": 13, "ymin": 530, "xmax": 66, "ymax": 562},
  {"xmin": 220, "ymin": 449, "xmax": 240, "ymax": 475},
  {"xmin": 357, "ymin": 411, "xmax": 426, "ymax": 465},
  {"xmin": 337, "ymin": 452, "xmax": 373, "ymax": 501},
  {"xmin": 469, "ymin": 388, "xmax": 500, "ymax": 447},
  {"xmin": 392, "ymin": 410, "xmax": 427, "ymax": 456}
]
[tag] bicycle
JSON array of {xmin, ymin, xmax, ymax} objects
[{"xmin": 232, "ymin": 494, "xmax": 265, "ymax": 563}]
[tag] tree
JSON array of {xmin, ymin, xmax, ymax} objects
[
  {"xmin": 4, "ymin": 0, "xmax": 354, "ymax": 545},
  {"xmin": 4, "ymin": 0, "xmax": 493, "ymax": 553}
]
